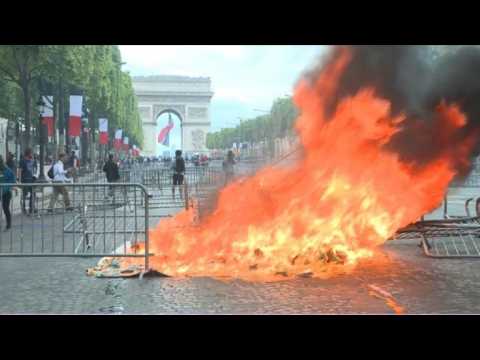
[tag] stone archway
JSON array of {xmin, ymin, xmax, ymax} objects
[
  {"xmin": 154, "ymin": 108, "xmax": 183, "ymax": 149},
  {"xmin": 132, "ymin": 75, "xmax": 214, "ymax": 156}
]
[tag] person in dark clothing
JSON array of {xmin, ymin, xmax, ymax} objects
[
  {"xmin": 222, "ymin": 150, "xmax": 236, "ymax": 185},
  {"xmin": 0, "ymin": 157, "xmax": 16, "ymax": 231},
  {"xmin": 18, "ymin": 148, "xmax": 37, "ymax": 214},
  {"xmin": 6, "ymin": 152, "xmax": 15, "ymax": 172},
  {"xmin": 103, "ymin": 154, "xmax": 120, "ymax": 197},
  {"xmin": 172, "ymin": 150, "xmax": 185, "ymax": 200},
  {"xmin": 66, "ymin": 151, "xmax": 76, "ymax": 168}
]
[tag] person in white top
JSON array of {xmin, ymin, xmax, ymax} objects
[{"xmin": 49, "ymin": 153, "xmax": 73, "ymax": 211}]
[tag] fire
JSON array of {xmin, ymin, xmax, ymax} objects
[{"xmin": 126, "ymin": 47, "xmax": 478, "ymax": 281}]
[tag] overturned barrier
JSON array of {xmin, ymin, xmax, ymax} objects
[
  {"xmin": 395, "ymin": 217, "xmax": 480, "ymax": 258},
  {"xmin": 394, "ymin": 171, "xmax": 480, "ymax": 258}
]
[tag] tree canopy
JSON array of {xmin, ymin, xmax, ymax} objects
[
  {"xmin": 0, "ymin": 45, "xmax": 143, "ymax": 149},
  {"xmin": 206, "ymin": 96, "xmax": 298, "ymax": 150}
]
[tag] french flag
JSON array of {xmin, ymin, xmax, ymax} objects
[
  {"xmin": 99, "ymin": 118, "xmax": 108, "ymax": 145},
  {"xmin": 68, "ymin": 95, "xmax": 83, "ymax": 137},
  {"xmin": 114, "ymin": 129, "xmax": 123, "ymax": 150},
  {"xmin": 157, "ymin": 116, "xmax": 174, "ymax": 145},
  {"xmin": 133, "ymin": 145, "xmax": 140, "ymax": 157},
  {"xmin": 41, "ymin": 96, "xmax": 54, "ymax": 137}
]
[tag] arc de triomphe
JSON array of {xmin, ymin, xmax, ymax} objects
[{"xmin": 132, "ymin": 75, "xmax": 213, "ymax": 156}]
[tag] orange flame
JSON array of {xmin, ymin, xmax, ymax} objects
[{"xmin": 132, "ymin": 47, "xmax": 477, "ymax": 281}]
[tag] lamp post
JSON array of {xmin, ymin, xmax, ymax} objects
[
  {"xmin": 237, "ymin": 117, "xmax": 243, "ymax": 141},
  {"xmin": 81, "ymin": 106, "xmax": 89, "ymax": 168},
  {"xmin": 36, "ymin": 97, "xmax": 47, "ymax": 182},
  {"xmin": 253, "ymin": 109, "xmax": 271, "ymax": 160},
  {"xmin": 81, "ymin": 118, "xmax": 88, "ymax": 166}
]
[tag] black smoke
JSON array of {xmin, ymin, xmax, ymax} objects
[{"xmin": 307, "ymin": 45, "xmax": 480, "ymax": 177}]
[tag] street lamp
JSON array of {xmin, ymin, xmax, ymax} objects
[
  {"xmin": 81, "ymin": 116, "xmax": 89, "ymax": 168},
  {"xmin": 253, "ymin": 109, "xmax": 272, "ymax": 160},
  {"xmin": 237, "ymin": 117, "xmax": 244, "ymax": 143},
  {"xmin": 36, "ymin": 97, "xmax": 47, "ymax": 182}
]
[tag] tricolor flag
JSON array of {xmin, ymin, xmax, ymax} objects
[
  {"xmin": 41, "ymin": 96, "xmax": 54, "ymax": 137},
  {"xmin": 68, "ymin": 95, "xmax": 83, "ymax": 137},
  {"xmin": 114, "ymin": 129, "xmax": 123, "ymax": 150},
  {"xmin": 157, "ymin": 115, "xmax": 174, "ymax": 145},
  {"xmin": 99, "ymin": 118, "xmax": 108, "ymax": 145},
  {"xmin": 123, "ymin": 136, "xmax": 129, "ymax": 151}
]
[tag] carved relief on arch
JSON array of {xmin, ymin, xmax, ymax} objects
[
  {"xmin": 188, "ymin": 107, "xmax": 207, "ymax": 119},
  {"xmin": 139, "ymin": 106, "xmax": 152, "ymax": 119},
  {"xmin": 191, "ymin": 129, "xmax": 205, "ymax": 150}
]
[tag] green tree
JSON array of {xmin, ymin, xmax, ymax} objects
[
  {"xmin": 205, "ymin": 96, "xmax": 298, "ymax": 158},
  {"xmin": 270, "ymin": 96, "xmax": 298, "ymax": 138},
  {"xmin": 0, "ymin": 45, "xmax": 45, "ymax": 148},
  {"xmin": 0, "ymin": 45, "xmax": 143, "ymax": 157}
]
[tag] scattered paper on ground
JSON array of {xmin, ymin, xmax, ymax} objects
[{"xmin": 86, "ymin": 257, "xmax": 144, "ymax": 278}]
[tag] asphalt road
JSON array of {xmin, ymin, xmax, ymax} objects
[{"xmin": 2, "ymin": 237, "xmax": 480, "ymax": 314}]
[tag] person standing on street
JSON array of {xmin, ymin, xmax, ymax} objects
[
  {"xmin": 66, "ymin": 150, "xmax": 79, "ymax": 182},
  {"xmin": 103, "ymin": 154, "xmax": 120, "ymax": 198},
  {"xmin": 18, "ymin": 148, "xmax": 38, "ymax": 215},
  {"xmin": 33, "ymin": 153, "xmax": 43, "ymax": 179},
  {"xmin": 48, "ymin": 153, "xmax": 73, "ymax": 212},
  {"xmin": 66, "ymin": 151, "xmax": 76, "ymax": 168},
  {"xmin": 0, "ymin": 157, "xmax": 16, "ymax": 231},
  {"xmin": 172, "ymin": 150, "xmax": 185, "ymax": 200},
  {"xmin": 222, "ymin": 150, "xmax": 236, "ymax": 185},
  {"xmin": 6, "ymin": 152, "xmax": 16, "ymax": 172}
]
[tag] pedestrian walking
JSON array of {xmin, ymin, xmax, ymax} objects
[
  {"xmin": 222, "ymin": 150, "xmax": 236, "ymax": 185},
  {"xmin": 103, "ymin": 154, "xmax": 120, "ymax": 197},
  {"xmin": 48, "ymin": 153, "xmax": 73, "ymax": 212},
  {"xmin": 0, "ymin": 157, "xmax": 16, "ymax": 231},
  {"xmin": 18, "ymin": 148, "xmax": 38, "ymax": 214},
  {"xmin": 172, "ymin": 150, "xmax": 185, "ymax": 200}
]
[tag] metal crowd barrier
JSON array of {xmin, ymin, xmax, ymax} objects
[
  {"xmin": 0, "ymin": 183, "xmax": 151, "ymax": 272},
  {"xmin": 393, "ymin": 171, "xmax": 480, "ymax": 258},
  {"xmin": 77, "ymin": 166, "xmax": 223, "ymax": 185},
  {"xmin": 395, "ymin": 217, "xmax": 480, "ymax": 258},
  {"xmin": 106, "ymin": 167, "xmax": 225, "ymax": 213},
  {"xmin": 442, "ymin": 172, "xmax": 480, "ymax": 219},
  {"xmin": 72, "ymin": 165, "xmax": 227, "ymax": 223}
]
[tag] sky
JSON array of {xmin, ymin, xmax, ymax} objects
[{"xmin": 119, "ymin": 45, "xmax": 328, "ymax": 153}]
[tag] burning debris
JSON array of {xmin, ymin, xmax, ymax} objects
[
  {"xmin": 86, "ymin": 257, "xmax": 144, "ymax": 278},
  {"xmin": 117, "ymin": 46, "xmax": 480, "ymax": 281},
  {"xmin": 86, "ymin": 256, "xmax": 168, "ymax": 278},
  {"xmin": 367, "ymin": 284, "xmax": 405, "ymax": 315}
]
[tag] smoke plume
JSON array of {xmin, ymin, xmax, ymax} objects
[{"xmin": 304, "ymin": 45, "xmax": 480, "ymax": 177}]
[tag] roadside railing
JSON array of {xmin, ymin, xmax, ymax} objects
[{"xmin": 0, "ymin": 183, "xmax": 151, "ymax": 273}]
